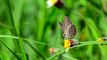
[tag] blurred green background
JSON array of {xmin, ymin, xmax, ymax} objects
[{"xmin": 0, "ymin": 0, "xmax": 107, "ymax": 60}]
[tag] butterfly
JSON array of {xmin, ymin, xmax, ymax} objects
[
  {"xmin": 59, "ymin": 16, "xmax": 78, "ymax": 49},
  {"xmin": 59, "ymin": 16, "xmax": 76, "ymax": 39}
]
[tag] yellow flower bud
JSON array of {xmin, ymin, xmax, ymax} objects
[{"xmin": 97, "ymin": 38, "xmax": 104, "ymax": 42}]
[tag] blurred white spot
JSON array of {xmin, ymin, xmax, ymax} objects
[{"xmin": 47, "ymin": 0, "xmax": 58, "ymax": 8}]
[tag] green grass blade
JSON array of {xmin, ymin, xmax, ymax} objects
[
  {"xmin": 0, "ymin": 40, "xmax": 21, "ymax": 60},
  {"xmin": 24, "ymin": 40, "xmax": 46, "ymax": 60},
  {"xmin": 47, "ymin": 41, "xmax": 107, "ymax": 60},
  {"xmin": 0, "ymin": 35, "xmax": 48, "ymax": 45}
]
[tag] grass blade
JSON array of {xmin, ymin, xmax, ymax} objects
[{"xmin": 0, "ymin": 40, "xmax": 21, "ymax": 60}]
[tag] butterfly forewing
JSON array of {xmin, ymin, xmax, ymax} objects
[{"xmin": 64, "ymin": 16, "xmax": 72, "ymax": 32}]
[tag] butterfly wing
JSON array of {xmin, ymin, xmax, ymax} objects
[
  {"xmin": 59, "ymin": 16, "xmax": 72, "ymax": 36},
  {"xmin": 64, "ymin": 16, "xmax": 72, "ymax": 33},
  {"xmin": 63, "ymin": 16, "xmax": 76, "ymax": 39},
  {"xmin": 67, "ymin": 25, "xmax": 76, "ymax": 38}
]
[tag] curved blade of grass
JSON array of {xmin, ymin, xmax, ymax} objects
[
  {"xmin": 0, "ymin": 35, "xmax": 47, "ymax": 60},
  {"xmin": 47, "ymin": 41, "xmax": 107, "ymax": 60},
  {"xmin": 85, "ymin": 18, "xmax": 101, "ymax": 38},
  {"xmin": 0, "ymin": 40, "xmax": 21, "ymax": 60},
  {"xmin": 0, "ymin": 35, "xmax": 48, "ymax": 45},
  {"xmin": 24, "ymin": 40, "xmax": 46, "ymax": 60},
  {"xmin": 85, "ymin": 18, "xmax": 107, "ymax": 60},
  {"xmin": 47, "ymin": 50, "xmax": 65, "ymax": 60},
  {"xmin": 62, "ymin": 54, "xmax": 78, "ymax": 60},
  {"xmin": 4, "ymin": 0, "xmax": 27, "ymax": 59}
]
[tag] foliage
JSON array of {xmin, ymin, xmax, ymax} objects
[{"xmin": 0, "ymin": 0, "xmax": 107, "ymax": 60}]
